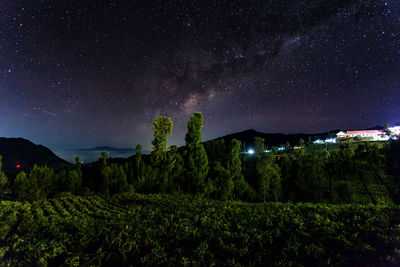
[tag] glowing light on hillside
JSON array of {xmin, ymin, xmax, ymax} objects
[{"xmin": 248, "ymin": 149, "xmax": 254, "ymax": 154}]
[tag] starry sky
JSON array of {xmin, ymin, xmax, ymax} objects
[{"xmin": 0, "ymin": 0, "xmax": 399, "ymax": 153}]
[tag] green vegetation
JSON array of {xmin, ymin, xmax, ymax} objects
[
  {"xmin": 0, "ymin": 156, "xmax": 7, "ymax": 198},
  {"xmin": 184, "ymin": 112, "xmax": 209, "ymax": 195},
  {"xmin": 3, "ymin": 112, "xmax": 397, "ymax": 205},
  {"xmin": 1, "ymin": 192, "xmax": 399, "ymax": 266},
  {"xmin": 1, "ymin": 112, "xmax": 400, "ymax": 265}
]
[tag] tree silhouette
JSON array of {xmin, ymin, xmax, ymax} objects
[
  {"xmin": 227, "ymin": 139, "xmax": 251, "ymax": 200},
  {"xmin": 150, "ymin": 115, "xmax": 173, "ymax": 192},
  {"xmin": 151, "ymin": 116, "xmax": 173, "ymax": 160},
  {"xmin": 184, "ymin": 112, "xmax": 209, "ymax": 194},
  {"xmin": 14, "ymin": 171, "xmax": 28, "ymax": 200},
  {"xmin": 167, "ymin": 145, "xmax": 184, "ymax": 192},
  {"xmin": 100, "ymin": 152, "xmax": 111, "ymax": 195},
  {"xmin": 67, "ymin": 157, "xmax": 83, "ymax": 194}
]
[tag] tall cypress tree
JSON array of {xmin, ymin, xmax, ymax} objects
[
  {"xmin": 151, "ymin": 115, "xmax": 173, "ymax": 192},
  {"xmin": 184, "ymin": 112, "xmax": 209, "ymax": 194},
  {"xmin": 152, "ymin": 116, "xmax": 173, "ymax": 160}
]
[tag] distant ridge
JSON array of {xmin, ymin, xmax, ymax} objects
[
  {"xmin": 0, "ymin": 137, "xmax": 71, "ymax": 174},
  {"xmin": 367, "ymin": 125, "xmax": 384, "ymax": 130},
  {"xmin": 208, "ymin": 129, "xmax": 339, "ymax": 147},
  {"xmin": 78, "ymin": 146, "xmax": 134, "ymax": 152}
]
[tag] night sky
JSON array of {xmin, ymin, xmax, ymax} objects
[{"xmin": 1, "ymin": 0, "xmax": 399, "ymax": 153}]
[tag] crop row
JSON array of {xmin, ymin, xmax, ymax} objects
[{"xmin": 0, "ymin": 193, "xmax": 400, "ymax": 266}]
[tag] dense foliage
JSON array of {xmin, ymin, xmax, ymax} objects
[
  {"xmin": 0, "ymin": 192, "xmax": 399, "ymax": 266},
  {"xmin": 0, "ymin": 156, "xmax": 7, "ymax": 198},
  {"xmin": 1, "ymin": 114, "xmax": 400, "ymax": 265},
  {"xmin": 0, "ymin": 113, "xmax": 398, "ymax": 206}
]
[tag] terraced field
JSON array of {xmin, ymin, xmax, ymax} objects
[{"xmin": 1, "ymin": 192, "xmax": 400, "ymax": 266}]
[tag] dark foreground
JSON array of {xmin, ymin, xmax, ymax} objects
[{"xmin": 1, "ymin": 192, "xmax": 399, "ymax": 266}]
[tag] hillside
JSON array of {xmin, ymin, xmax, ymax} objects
[
  {"xmin": 210, "ymin": 129, "xmax": 339, "ymax": 148},
  {"xmin": 0, "ymin": 192, "xmax": 399, "ymax": 266},
  {"xmin": 0, "ymin": 137, "xmax": 71, "ymax": 174}
]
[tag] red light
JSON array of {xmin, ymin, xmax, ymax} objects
[{"xmin": 16, "ymin": 164, "xmax": 21, "ymax": 168}]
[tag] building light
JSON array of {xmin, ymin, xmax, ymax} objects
[{"xmin": 248, "ymin": 149, "xmax": 255, "ymax": 155}]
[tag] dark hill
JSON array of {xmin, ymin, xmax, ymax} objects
[
  {"xmin": 78, "ymin": 146, "xmax": 134, "ymax": 152},
  {"xmin": 209, "ymin": 129, "xmax": 339, "ymax": 148},
  {"xmin": 0, "ymin": 137, "xmax": 72, "ymax": 174}
]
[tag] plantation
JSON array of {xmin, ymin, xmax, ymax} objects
[
  {"xmin": 1, "ymin": 113, "xmax": 400, "ymax": 265},
  {"xmin": 1, "ymin": 192, "xmax": 400, "ymax": 266}
]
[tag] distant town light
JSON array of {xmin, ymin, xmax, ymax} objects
[
  {"xmin": 248, "ymin": 149, "xmax": 255, "ymax": 154},
  {"xmin": 278, "ymin": 147, "xmax": 285, "ymax": 151},
  {"xmin": 325, "ymin": 138, "xmax": 336, "ymax": 143},
  {"xmin": 265, "ymin": 149, "xmax": 272, "ymax": 153}
]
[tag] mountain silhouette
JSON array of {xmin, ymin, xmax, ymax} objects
[
  {"xmin": 78, "ymin": 146, "xmax": 134, "ymax": 152},
  {"xmin": 0, "ymin": 137, "xmax": 72, "ymax": 174},
  {"xmin": 208, "ymin": 129, "xmax": 339, "ymax": 148}
]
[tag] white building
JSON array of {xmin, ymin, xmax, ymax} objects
[
  {"xmin": 346, "ymin": 130, "xmax": 383, "ymax": 138},
  {"xmin": 389, "ymin": 126, "xmax": 400, "ymax": 136},
  {"xmin": 336, "ymin": 131, "xmax": 347, "ymax": 138}
]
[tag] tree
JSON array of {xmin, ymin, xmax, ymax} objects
[
  {"xmin": 100, "ymin": 152, "xmax": 111, "ymax": 195},
  {"xmin": 67, "ymin": 157, "xmax": 83, "ymax": 194},
  {"xmin": 134, "ymin": 145, "xmax": 145, "ymax": 183},
  {"xmin": 269, "ymin": 165, "xmax": 282, "ymax": 201},
  {"xmin": 167, "ymin": 145, "xmax": 184, "ymax": 192},
  {"xmin": 184, "ymin": 112, "xmax": 209, "ymax": 194},
  {"xmin": 279, "ymin": 153, "xmax": 295, "ymax": 201},
  {"xmin": 67, "ymin": 170, "xmax": 81, "ymax": 194},
  {"xmin": 384, "ymin": 122, "xmax": 393, "ymax": 137},
  {"xmin": 24, "ymin": 165, "xmax": 55, "ymax": 200},
  {"xmin": 185, "ymin": 112, "xmax": 203, "ymax": 146},
  {"xmin": 75, "ymin": 157, "xmax": 82, "ymax": 180},
  {"xmin": 0, "ymin": 155, "xmax": 7, "ymax": 198},
  {"xmin": 254, "ymin": 137, "xmax": 265, "ymax": 158},
  {"xmin": 203, "ymin": 139, "xmax": 226, "ymax": 163},
  {"xmin": 211, "ymin": 162, "xmax": 233, "ymax": 201},
  {"xmin": 294, "ymin": 154, "xmax": 328, "ymax": 202},
  {"xmin": 151, "ymin": 116, "xmax": 173, "ymax": 160},
  {"xmin": 109, "ymin": 163, "xmax": 128, "ymax": 194},
  {"xmin": 227, "ymin": 139, "xmax": 251, "ymax": 200},
  {"xmin": 255, "ymin": 157, "xmax": 270, "ymax": 202},
  {"xmin": 299, "ymin": 138, "xmax": 305, "ymax": 147},
  {"xmin": 151, "ymin": 116, "xmax": 173, "ymax": 192},
  {"xmin": 253, "ymin": 137, "xmax": 282, "ymax": 202},
  {"xmin": 55, "ymin": 169, "xmax": 68, "ymax": 191},
  {"xmin": 14, "ymin": 171, "xmax": 28, "ymax": 200}
]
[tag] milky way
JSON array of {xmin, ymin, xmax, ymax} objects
[{"xmin": 0, "ymin": 0, "xmax": 399, "ymax": 152}]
